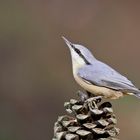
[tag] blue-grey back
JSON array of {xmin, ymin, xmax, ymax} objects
[{"xmin": 78, "ymin": 60, "xmax": 137, "ymax": 90}]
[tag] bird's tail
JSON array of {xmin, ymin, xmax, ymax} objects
[
  {"xmin": 134, "ymin": 93, "xmax": 140, "ymax": 99},
  {"xmin": 132, "ymin": 89, "xmax": 140, "ymax": 99}
]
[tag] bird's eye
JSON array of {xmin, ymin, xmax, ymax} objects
[{"xmin": 75, "ymin": 48, "xmax": 81, "ymax": 54}]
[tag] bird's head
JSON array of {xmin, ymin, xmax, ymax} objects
[{"xmin": 62, "ymin": 36, "xmax": 95, "ymax": 67}]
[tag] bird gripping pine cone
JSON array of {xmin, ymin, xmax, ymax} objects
[{"xmin": 62, "ymin": 36, "xmax": 140, "ymax": 99}]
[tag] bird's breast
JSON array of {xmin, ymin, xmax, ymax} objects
[{"xmin": 73, "ymin": 73, "xmax": 123, "ymax": 99}]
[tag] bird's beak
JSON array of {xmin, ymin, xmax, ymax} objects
[{"xmin": 62, "ymin": 36, "xmax": 74, "ymax": 49}]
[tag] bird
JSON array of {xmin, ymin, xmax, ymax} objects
[{"xmin": 62, "ymin": 36, "xmax": 140, "ymax": 99}]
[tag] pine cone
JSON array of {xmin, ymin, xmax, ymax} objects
[{"xmin": 53, "ymin": 91, "xmax": 119, "ymax": 140}]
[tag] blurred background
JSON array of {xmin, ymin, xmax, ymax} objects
[{"xmin": 1, "ymin": 0, "xmax": 140, "ymax": 140}]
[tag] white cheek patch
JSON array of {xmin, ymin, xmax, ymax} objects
[{"xmin": 71, "ymin": 49, "xmax": 85, "ymax": 67}]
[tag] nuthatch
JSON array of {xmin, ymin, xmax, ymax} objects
[{"xmin": 62, "ymin": 36, "xmax": 140, "ymax": 99}]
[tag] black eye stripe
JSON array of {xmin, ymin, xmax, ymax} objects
[
  {"xmin": 74, "ymin": 48, "xmax": 81, "ymax": 54},
  {"xmin": 71, "ymin": 44, "xmax": 75, "ymax": 49},
  {"xmin": 74, "ymin": 47, "xmax": 91, "ymax": 65}
]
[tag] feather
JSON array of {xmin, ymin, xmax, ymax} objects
[{"xmin": 78, "ymin": 60, "xmax": 139, "ymax": 93}]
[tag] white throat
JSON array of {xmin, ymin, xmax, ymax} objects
[{"xmin": 69, "ymin": 48, "xmax": 85, "ymax": 75}]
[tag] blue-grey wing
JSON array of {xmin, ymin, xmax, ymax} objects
[{"xmin": 78, "ymin": 61, "xmax": 137, "ymax": 91}]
